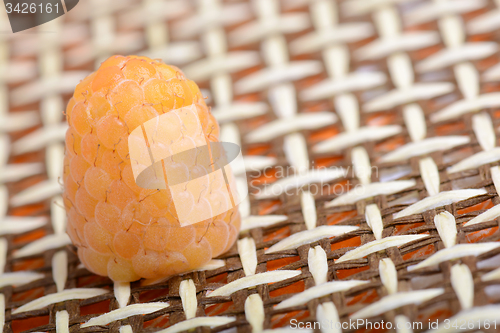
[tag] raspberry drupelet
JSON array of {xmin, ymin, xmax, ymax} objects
[{"xmin": 63, "ymin": 55, "xmax": 241, "ymax": 282}]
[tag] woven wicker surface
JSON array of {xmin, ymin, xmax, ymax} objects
[{"xmin": 3, "ymin": 0, "xmax": 500, "ymax": 332}]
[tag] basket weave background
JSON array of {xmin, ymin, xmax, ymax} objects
[{"xmin": 3, "ymin": 0, "xmax": 500, "ymax": 332}]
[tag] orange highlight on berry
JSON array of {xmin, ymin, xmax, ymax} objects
[{"xmin": 63, "ymin": 55, "xmax": 241, "ymax": 282}]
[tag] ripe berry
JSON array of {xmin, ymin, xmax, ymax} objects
[{"xmin": 64, "ymin": 55, "xmax": 241, "ymax": 282}]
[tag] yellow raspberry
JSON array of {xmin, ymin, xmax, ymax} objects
[{"xmin": 64, "ymin": 55, "xmax": 241, "ymax": 282}]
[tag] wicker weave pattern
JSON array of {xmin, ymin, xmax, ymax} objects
[{"xmin": 3, "ymin": 0, "xmax": 500, "ymax": 332}]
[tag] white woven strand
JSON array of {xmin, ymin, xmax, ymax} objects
[
  {"xmin": 173, "ymin": 1, "xmax": 250, "ymax": 39},
  {"xmin": 237, "ymin": 238, "xmax": 257, "ymax": 276},
  {"xmin": 418, "ymin": 43, "xmax": 496, "ymax": 73},
  {"xmin": 52, "ymin": 251, "xmax": 67, "ymax": 293},
  {"xmin": 342, "ymin": 0, "xmax": 415, "ymax": 17},
  {"xmin": 0, "ymin": 136, "xmax": 7, "ymax": 171},
  {"xmin": 465, "ymin": 203, "xmax": 500, "ymax": 226},
  {"xmin": 363, "ymin": 83, "xmax": 453, "ymax": 113},
  {"xmin": 114, "ymin": 282, "xmax": 131, "ymax": 309},
  {"xmin": 12, "ymin": 122, "xmax": 67, "ymax": 157},
  {"xmin": 0, "ymin": 271, "xmax": 44, "ymax": 289},
  {"xmin": 10, "ymin": 178, "xmax": 62, "ymax": 207},
  {"xmin": 379, "ymin": 258, "xmax": 398, "ymax": 295},
  {"xmin": 255, "ymin": 168, "xmax": 346, "ymax": 200},
  {"xmin": 56, "ymin": 310, "xmax": 69, "ymax": 333},
  {"xmin": 248, "ymin": 112, "xmax": 337, "ymax": 143},
  {"xmin": 336, "ymin": 235, "xmax": 428, "ymax": 263},
  {"xmin": 355, "ymin": 32, "xmax": 439, "ymax": 61},
  {"xmin": 316, "ymin": 302, "xmax": 341, "ymax": 333},
  {"xmin": 141, "ymin": 260, "xmax": 225, "ymax": 287},
  {"xmin": 0, "ymin": 186, "xmax": 5, "ymax": 223},
  {"xmin": 395, "ymin": 315, "xmax": 413, "ymax": 333},
  {"xmin": 472, "ymin": 112, "xmax": 495, "ymax": 152},
  {"xmin": 325, "ymin": 180, "xmax": 416, "ymax": 208},
  {"xmin": 13, "ymin": 233, "xmax": 71, "ymax": 258},
  {"xmin": 350, "ymin": 289, "xmax": 444, "ymax": 320},
  {"xmin": 51, "ymin": 196, "xmax": 66, "ymax": 235},
  {"xmin": 483, "ymin": 63, "xmax": 500, "ymax": 82},
  {"xmin": 434, "ymin": 211, "xmax": 457, "ymax": 249},
  {"xmin": 283, "ymin": 133, "xmax": 310, "ymax": 174},
  {"xmin": 465, "ymin": 166, "xmax": 500, "ymax": 226},
  {"xmin": 308, "ymin": 246, "xmax": 328, "ymax": 285},
  {"xmin": 0, "ymin": 294, "xmax": 4, "ymax": 333},
  {"xmin": 380, "ymin": 136, "xmax": 470, "ymax": 163},
  {"xmin": 265, "ymin": 225, "xmax": 359, "ymax": 254},
  {"xmin": 236, "ymin": 61, "xmax": 321, "ymax": 95},
  {"xmin": 408, "ymin": 243, "xmax": 500, "ymax": 271},
  {"xmin": 450, "ymin": 264, "xmax": 474, "ymax": 310},
  {"xmin": 394, "ymin": 189, "xmax": 487, "ymax": 219},
  {"xmin": 313, "ymin": 125, "xmax": 402, "ymax": 153},
  {"xmin": 403, "ymin": 104, "xmax": 426, "ymax": 142},
  {"xmin": 120, "ymin": 325, "xmax": 134, "ymax": 333},
  {"xmin": 405, "ymin": 0, "xmax": 486, "ymax": 26},
  {"xmin": 0, "ymin": 163, "xmax": 43, "ymax": 184},
  {"xmin": 351, "ymin": 146, "xmax": 371, "ymax": 186},
  {"xmin": 208, "ymin": 271, "xmax": 301, "ymax": 297},
  {"xmin": 179, "ymin": 279, "xmax": 197, "ymax": 320},
  {"xmin": 13, "ymin": 288, "xmax": 108, "ymax": 314},
  {"xmin": 81, "ymin": 303, "xmax": 170, "ymax": 328},
  {"xmin": 240, "ymin": 215, "xmax": 288, "ymax": 232},
  {"xmin": 0, "ymin": 217, "xmax": 46, "ymax": 236},
  {"xmin": 275, "ymin": 280, "xmax": 369, "ymax": 310},
  {"xmin": 0, "ymin": 184, "xmax": 7, "ymax": 270},
  {"xmin": 431, "ymin": 93, "xmax": 500, "ymax": 123},
  {"xmin": 212, "ymin": 103, "xmax": 268, "ymax": 123},
  {"xmin": 301, "ymin": 191, "xmax": 317, "ymax": 230},
  {"xmin": 300, "ymin": 72, "xmax": 385, "ymax": 101},
  {"xmin": 491, "ymin": 166, "xmax": 500, "ymax": 195},
  {"xmin": 0, "ymin": 239, "xmax": 6, "ymax": 275},
  {"xmin": 155, "ymin": 316, "xmax": 235, "ymax": 333},
  {"xmin": 334, "ymin": 94, "xmax": 359, "ymax": 133},
  {"xmin": 365, "ymin": 204, "xmax": 384, "ymax": 241},
  {"xmin": 419, "ymin": 157, "xmax": 440, "ymax": 197},
  {"xmin": 447, "ymin": 148, "xmax": 500, "ymax": 174},
  {"xmin": 481, "ymin": 266, "xmax": 500, "ymax": 281},
  {"xmin": 245, "ymin": 294, "xmax": 264, "ymax": 333}
]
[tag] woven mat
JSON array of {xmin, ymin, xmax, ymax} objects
[{"xmin": 4, "ymin": 0, "xmax": 500, "ymax": 332}]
